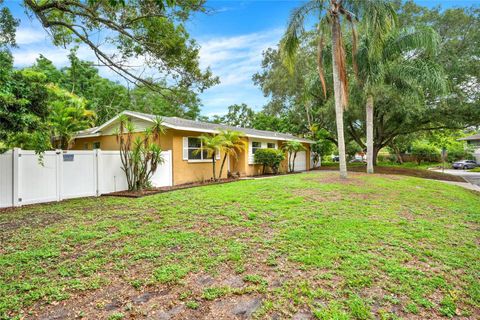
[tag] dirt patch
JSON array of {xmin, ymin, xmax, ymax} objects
[
  {"xmin": 0, "ymin": 212, "xmax": 66, "ymax": 235},
  {"xmin": 303, "ymin": 172, "xmax": 367, "ymax": 186}
]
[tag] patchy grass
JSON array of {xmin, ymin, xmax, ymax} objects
[
  {"xmin": 0, "ymin": 172, "xmax": 479, "ymax": 319},
  {"xmin": 317, "ymin": 163, "xmax": 465, "ymax": 182}
]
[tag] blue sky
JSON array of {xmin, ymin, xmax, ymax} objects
[{"xmin": 6, "ymin": 0, "xmax": 479, "ymax": 117}]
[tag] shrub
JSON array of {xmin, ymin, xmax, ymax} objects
[
  {"xmin": 254, "ymin": 148, "xmax": 285, "ymax": 174},
  {"xmin": 411, "ymin": 141, "xmax": 440, "ymax": 164}
]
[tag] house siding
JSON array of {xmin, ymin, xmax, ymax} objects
[{"xmin": 71, "ymin": 124, "xmax": 311, "ymax": 186}]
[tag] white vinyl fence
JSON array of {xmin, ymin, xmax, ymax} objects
[{"xmin": 0, "ymin": 149, "xmax": 172, "ymax": 208}]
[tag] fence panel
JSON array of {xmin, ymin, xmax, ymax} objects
[
  {"xmin": 151, "ymin": 150, "xmax": 173, "ymax": 187},
  {"xmin": 61, "ymin": 151, "xmax": 97, "ymax": 199},
  {"xmin": 97, "ymin": 151, "xmax": 129, "ymax": 194},
  {"xmin": 1, "ymin": 148, "xmax": 173, "ymax": 208},
  {"xmin": 0, "ymin": 151, "xmax": 13, "ymax": 208},
  {"xmin": 18, "ymin": 150, "xmax": 60, "ymax": 206}
]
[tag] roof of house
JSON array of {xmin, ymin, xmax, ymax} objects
[
  {"xmin": 458, "ymin": 133, "xmax": 480, "ymax": 141},
  {"xmin": 76, "ymin": 110, "xmax": 315, "ymax": 143}
]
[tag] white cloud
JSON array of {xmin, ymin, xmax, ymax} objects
[
  {"xmin": 197, "ymin": 28, "xmax": 282, "ymax": 113},
  {"xmin": 15, "ymin": 27, "xmax": 49, "ymax": 45}
]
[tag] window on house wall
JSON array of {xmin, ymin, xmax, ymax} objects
[
  {"xmin": 83, "ymin": 143, "xmax": 89, "ymax": 150},
  {"xmin": 93, "ymin": 142, "xmax": 101, "ymax": 149},
  {"xmin": 252, "ymin": 141, "xmax": 261, "ymax": 154},
  {"xmin": 187, "ymin": 137, "xmax": 208, "ymax": 160},
  {"xmin": 267, "ymin": 142, "xmax": 276, "ymax": 149}
]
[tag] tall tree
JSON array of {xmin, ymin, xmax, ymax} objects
[
  {"xmin": 22, "ymin": 0, "xmax": 218, "ymax": 97},
  {"xmin": 357, "ymin": 24, "xmax": 445, "ymax": 171},
  {"xmin": 281, "ymin": 0, "xmax": 396, "ymax": 178}
]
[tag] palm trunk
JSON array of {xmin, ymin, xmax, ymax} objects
[
  {"xmin": 219, "ymin": 154, "xmax": 228, "ymax": 180},
  {"xmin": 331, "ymin": 17, "xmax": 348, "ymax": 179},
  {"xmin": 366, "ymin": 94, "xmax": 374, "ymax": 174},
  {"xmin": 212, "ymin": 154, "xmax": 217, "ymax": 181},
  {"xmin": 292, "ymin": 151, "xmax": 297, "ymax": 172}
]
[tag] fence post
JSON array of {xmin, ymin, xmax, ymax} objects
[
  {"xmin": 12, "ymin": 148, "xmax": 21, "ymax": 207},
  {"xmin": 56, "ymin": 149, "xmax": 63, "ymax": 202},
  {"xmin": 95, "ymin": 149, "xmax": 101, "ymax": 196}
]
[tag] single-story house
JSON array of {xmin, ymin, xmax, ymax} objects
[
  {"xmin": 71, "ymin": 110, "xmax": 315, "ymax": 185},
  {"xmin": 458, "ymin": 133, "xmax": 480, "ymax": 163}
]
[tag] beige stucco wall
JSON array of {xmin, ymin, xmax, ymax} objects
[
  {"xmin": 72, "ymin": 129, "xmax": 310, "ymax": 186},
  {"xmin": 171, "ymin": 130, "xmax": 228, "ymax": 185}
]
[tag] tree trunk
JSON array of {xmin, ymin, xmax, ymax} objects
[
  {"xmin": 292, "ymin": 151, "xmax": 297, "ymax": 172},
  {"xmin": 366, "ymin": 94, "xmax": 374, "ymax": 174},
  {"xmin": 219, "ymin": 154, "xmax": 228, "ymax": 179},
  {"xmin": 372, "ymin": 146, "xmax": 380, "ymax": 166},
  {"xmin": 331, "ymin": 17, "xmax": 348, "ymax": 179},
  {"xmin": 212, "ymin": 154, "xmax": 217, "ymax": 181},
  {"xmin": 393, "ymin": 145, "xmax": 403, "ymax": 164}
]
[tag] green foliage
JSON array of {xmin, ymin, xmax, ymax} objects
[
  {"xmin": 411, "ymin": 141, "xmax": 440, "ymax": 164},
  {"xmin": 21, "ymin": 0, "xmax": 217, "ymax": 97},
  {"xmin": 202, "ymin": 287, "xmax": 230, "ymax": 301},
  {"xmin": 254, "ymin": 148, "xmax": 285, "ymax": 174},
  {"xmin": 283, "ymin": 140, "xmax": 306, "ymax": 172},
  {"xmin": 254, "ymin": 4, "xmax": 480, "ymax": 165},
  {"xmin": 0, "ymin": 0, "xmax": 18, "ymax": 49},
  {"xmin": 116, "ymin": 116, "xmax": 165, "ymax": 191}
]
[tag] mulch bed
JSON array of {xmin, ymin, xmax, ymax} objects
[
  {"xmin": 103, "ymin": 178, "xmax": 240, "ymax": 198},
  {"xmin": 314, "ymin": 165, "xmax": 466, "ymax": 182}
]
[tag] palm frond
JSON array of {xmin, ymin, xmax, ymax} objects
[{"xmin": 280, "ymin": 0, "xmax": 324, "ymax": 72}]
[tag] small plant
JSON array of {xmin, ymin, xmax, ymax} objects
[
  {"xmin": 347, "ymin": 295, "xmax": 373, "ymax": 320},
  {"xmin": 108, "ymin": 313, "xmax": 124, "ymax": 320},
  {"xmin": 202, "ymin": 287, "xmax": 230, "ymax": 300},
  {"xmin": 153, "ymin": 264, "xmax": 189, "ymax": 284},
  {"xmin": 186, "ymin": 300, "xmax": 200, "ymax": 309},
  {"xmin": 243, "ymin": 274, "xmax": 268, "ymax": 286},
  {"xmin": 254, "ymin": 148, "xmax": 285, "ymax": 174},
  {"xmin": 439, "ymin": 295, "xmax": 457, "ymax": 317}
]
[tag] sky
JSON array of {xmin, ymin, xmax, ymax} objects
[{"xmin": 5, "ymin": 0, "xmax": 479, "ymax": 117}]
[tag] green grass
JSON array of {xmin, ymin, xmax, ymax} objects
[
  {"xmin": 469, "ymin": 167, "xmax": 480, "ymax": 172},
  {"xmin": 0, "ymin": 172, "xmax": 479, "ymax": 319}
]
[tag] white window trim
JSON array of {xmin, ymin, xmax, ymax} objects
[{"xmin": 184, "ymin": 136, "xmax": 220, "ymax": 162}]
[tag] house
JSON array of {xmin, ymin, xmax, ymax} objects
[
  {"xmin": 71, "ymin": 111, "xmax": 315, "ymax": 185},
  {"xmin": 458, "ymin": 133, "xmax": 480, "ymax": 163}
]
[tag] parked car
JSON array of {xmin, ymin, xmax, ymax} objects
[{"xmin": 452, "ymin": 160, "xmax": 477, "ymax": 170}]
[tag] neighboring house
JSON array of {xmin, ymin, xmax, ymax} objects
[
  {"xmin": 71, "ymin": 111, "xmax": 314, "ymax": 185},
  {"xmin": 458, "ymin": 133, "xmax": 480, "ymax": 163}
]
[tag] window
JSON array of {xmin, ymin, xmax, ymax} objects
[
  {"xmin": 83, "ymin": 143, "xmax": 89, "ymax": 150},
  {"xmin": 187, "ymin": 137, "xmax": 208, "ymax": 160},
  {"xmin": 252, "ymin": 141, "xmax": 261, "ymax": 154},
  {"xmin": 93, "ymin": 142, "xmax": 101, "ymax": 149},
  {"xmin": 267, "ymin": 142, "xmax": 276, "ymax": 149}
]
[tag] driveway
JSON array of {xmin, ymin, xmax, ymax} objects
[{"xmin": 432, "ymin": 168, "xmax": 480, "ymax": 187}]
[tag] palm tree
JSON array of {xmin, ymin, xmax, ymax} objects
[
  {"xmin": 357, "ymin": 26, "xmax": 446, "ymax": 170},
  {"xmin": 197, "ymin": 134, "xmax": 230, "ymax": 181},
  {"xmin": 218, "ymin": 130, "xmax": 245, "ymax": 179},
  {"xmin": 281, "ymin": 0, "xmax": 396, "ymax": 178},
  {"xmin": 283, "ymin": 141, "xmax": 306, "ymax": 173}
]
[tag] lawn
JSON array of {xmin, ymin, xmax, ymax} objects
[
  {"xmin": 317, "ymin": 163, "xmax": 465, "ymax": 182},
  {"xmin": 0, "ymin": 172, "xmax": 479, "ymax": 319}
]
